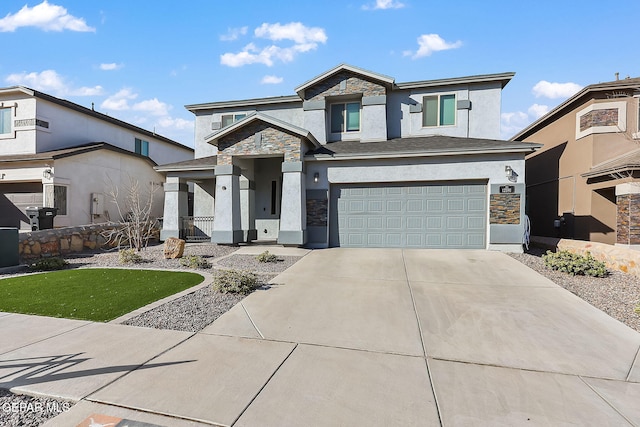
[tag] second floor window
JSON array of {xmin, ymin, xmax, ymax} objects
[
  {"xmin": 221, "ymin": 113, "xmax": 246, "ymax": 128},
  {"xmin": 0, "ymin": 108, "xmax": 11, "ymax": 134},
  {"xmin": 423, "ymin": 94, "xmax": 456, "ymax": 127},
  {"xmin": 331, "ymin": 102, "xmax": 360, "ymax": 133},
  {"xmin": 135, "ymin": 138, "xmax": 149, "ymax": 157}
]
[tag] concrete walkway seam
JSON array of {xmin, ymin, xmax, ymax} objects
[
  {"xmin": 578, "ymin": 376, "xmax": 636, "ymax": 426},
  {"xmin": 229, "ymin": 343, "xmax": 299, "ymax": 427},
  {"xmin": 626, "ymin": 344, "xmax": 640, "ymax": 382},
  {"xmin": 241, "ymin": 303, "xmax": 265, "ymax": 339}
]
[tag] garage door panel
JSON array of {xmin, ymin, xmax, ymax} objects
[{"xmin": 332, "ymin": 181, "xmax": 486, "ymax": 249}]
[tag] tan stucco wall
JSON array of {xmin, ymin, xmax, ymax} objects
[{"xmin": 524, "ymin": 96, "xmax": 638, "ymax": 242}]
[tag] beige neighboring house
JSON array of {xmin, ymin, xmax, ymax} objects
[
  {"xmin": 0, "ymin": 86, "xmax": 193, "ymax": 230},
  {"xmin": 512, "ymin": 76, "xmax": 640, "ymax": 247}
]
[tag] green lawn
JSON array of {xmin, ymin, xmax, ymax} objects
[{"xmin": 0, "ymin": 269, "xmax": 204, "ymax": 322}]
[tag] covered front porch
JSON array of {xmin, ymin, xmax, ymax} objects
[{"xmin": 156, "ymin": 113, "xmax": 317, "ymax": 246}]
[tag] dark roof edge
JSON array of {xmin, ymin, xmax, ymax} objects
[
  {"xmin": 0, "ymin": 142, "xmax": 158, "ymax": 166},
  {"xmin": 186, "ymin": 95, "xmax": 302, "ymax": 112},
  {"xmin": 1, "ymin": 86, "xmax": 192, "ymax": 152},
  {"xmin": 395, "ymin": 72, "xmax": 516, "ymax": 90}
]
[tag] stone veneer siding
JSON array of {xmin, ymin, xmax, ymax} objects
[
  {"xmin": 304, "ymin": 71, "xmax": 386, "ymax": 101},
  {"xmin": 18, "ymin": 223, "xmax": 117, "ymax": 261},
  {"xmin": 579, "ymin": 108, "xmax": 619, "ymax": 132},
  {"xmin": 489, "ymin": 194, "xmax": 521, "ymax": 224},
  {"xmin": 217, "ymin": 122, "xmax": 303, "ymax": 165},
  {"xmin": 306, "ymin": 199, "xmax": 328, "ymax": 227},
  {"xmin": 617, "ymin": 193, "xmax": 640, "ymax": 245}
]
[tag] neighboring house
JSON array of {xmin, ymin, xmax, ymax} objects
[
  {"xmin": 512, "ymin": 76, "xmax": 640, "ymax": 247},
  {"xmin": 0, "ymin": 86, "xmax": 193, "ymax": 229},
  {"xmin": 158, "ymin": 64, "xmax": 539, "ymax": 251}
]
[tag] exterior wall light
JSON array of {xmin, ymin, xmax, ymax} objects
[
  {"xmin": 43, "ymin": 168, "xmax": 53, "ymax": 179},
  {"xmin": 505, "ymin": 165, "xmax": 513, "ymax": 178},
  {"xmin": 313, "ymin": 172, "xmax": 319, "ymax": 183}
]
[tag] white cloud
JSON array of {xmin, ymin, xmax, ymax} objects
[
  {"xmin": 0, "ymin": 0, "xmax": 95, "ymax": 32},
  {"xmin": 156, "ymin": 116, "xmax": 193, "ymax": 131},
  {"xmin": 500, "ymin": 111, "xmax": 529, "ymax": 139},
  {"xmin": 220, "ymin": 26, "xmax": 248, "ymax": 41},
  {"xmin": 532, "ymin": 80, "xmax": 582, "ymax": 99},
  {"xmin": 5, "ymin": 69, "xmax": 102, "ymax": 97},
  {"xmin": 221, "ymin": 22, "xmax": 327, "ymax": 68},
  {"xmin": 404, "ymin": 34, "xmax": 462, "ymax": 59},
  {"xmin": 528, "ymin": 103, "xmax": 549, "ymax": 120},
  {"xmin": 362, "ymin": 0, "xmax": 405, "ymax": 10},
  {"xmin": 261, "ymin": 75, "xmax": 283, "ymax": 84},
  {"xmin": 132, "ymin": 98, "xmax": 170, "ymax": 116},
  {"xmin": 254, "ymin": 22, "xmax": 327, "ymax": 44},
  {"xmin": 500, "ymin": 104, "xmax": 552, "ymax": 139},
  {"xmin": 100, "ymin": 63, "xmax": 123, "ymax": 71},
  {"xmin": 100, "ymin": 88, "xmax": 137, "ymax": 111}
]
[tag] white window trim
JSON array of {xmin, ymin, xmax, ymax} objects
[
  {"xmin": 328, "ymin": 101, "xmax": 362, "ymax": 141},
  {"xmin": 422, "ymin": 93, "xmax": 457, "ymax": 128},
  {"xmin": 575, "ymin": 100, "xmax": 627, "ymax": 140},
  {"xmin": 0, "ymin": 105, "xmax": 15, "ymax": 140},
  {"xmin": 634, "ymin": 96, "xmax": 640, "ymax": 140},
  {"xmin": 221, "ymin": 113, "xmax": 247, "ymax": 128}
]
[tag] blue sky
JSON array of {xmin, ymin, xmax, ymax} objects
[{"xmin": 1, "ymin": 0, "xmax": 639, "ymax": 147}]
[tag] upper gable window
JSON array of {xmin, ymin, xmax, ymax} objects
[
  {"xmin": 135, "ymin": 138, "xmax": 149, "ymax": 157},
  {"xmin": 221, "ymin": 113, "xmax": 246, "ymax": 128},
  {"xmin": 0, "ymin": 108, "xmax": 11, "ymax": 134},
  {"xmin": 423, "ymin": 94, "xmax": 456, "ymax": 127},
  {"xmin": 330, "ymin": 102, "xmax": 360, "ymax": 133}
]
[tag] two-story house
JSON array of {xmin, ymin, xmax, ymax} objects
[
  {"xmin": 158, "ymin": 64, "xmax": 539, "ymax": 251},
  {"xmin": 512, "ymin": 76, "xmax": 640, "ymax": 248},
  {"xmin": 0, "ymin": 86, "xmax": 193, "ymax": 229}
]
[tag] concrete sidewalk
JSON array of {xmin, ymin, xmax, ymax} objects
[{"xmin": 0, "ymin": 248, "xmax": 638, "ymax": 425}]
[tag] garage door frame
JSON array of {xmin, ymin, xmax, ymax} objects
[{"xmin": 329, "ymin": 180, "xmax": 487, "ymax": 249}]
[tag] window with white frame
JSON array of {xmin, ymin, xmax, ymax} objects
[
  {"xmin": 0, "ymin": 108, "xmax": 11, "ymax": 134},
  {"xmin": 221, "ymin": 113, "xmax": 247, "ymax": 128},
  {"xmin": 422, "ymin": 94, "xmax": 456, "ymax": 127},
  {"xmin": 330, "ymin": 102, "xmax": 360, "ymax": 133},
  {"xmin": 135, "ymin": 138, "xmax": 149, "ymax": 157}
]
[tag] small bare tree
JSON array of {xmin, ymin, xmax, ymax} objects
[{"xmin": 103, "ymin": 176, "xmax": 160, "ymax": 251}]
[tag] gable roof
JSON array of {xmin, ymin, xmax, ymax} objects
[
  {"xmin": 295, "ymin": 64, "xmax": 395, "ymax": 97},
  {"xmin": 306, "ymin": 135, "xmax": 541, "ymax": 160},
  {"xmin": 0, "ymin": 86, "xmax": 193, "ymax": 152},
  {"xmin": 512, "ymin": 77, "xmax": 640, "ymax": 141},
  {"xmin": 204, "ymin": 112, "xmax": 320, "ymax": 147},
  {"xmin": 0, "ymin": 142, "xmax": 158, "ymax": 165}
]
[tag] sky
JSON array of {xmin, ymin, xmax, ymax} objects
[{"xmin": 1, "ymin": 0, "xmax": 639, "ymax": 148}]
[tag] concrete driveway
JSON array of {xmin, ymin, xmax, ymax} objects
[{"xmin": 1, "ymin": 248, "xmax": 639, "ymax": 426}]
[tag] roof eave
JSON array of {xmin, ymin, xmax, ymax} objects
[
  {"xmin": 395, "ymin": 72, "xmax": 516, "ymax": 91},
  {"xmin": 305, "ymin": 145, "xmax": 541, "ymax": 161}
]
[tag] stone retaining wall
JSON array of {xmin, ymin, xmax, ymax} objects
[
  {"xmin": 19, "ymin": 224, "xmax": 117, "ymax": 261},
  {"xmin": 531, "ymin": 235, "xmax": 640, "ymax": 277}
]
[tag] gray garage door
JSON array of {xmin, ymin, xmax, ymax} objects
[{"xmin": 330, "ymin": 181, "xmax": 487, "ymax": 248}]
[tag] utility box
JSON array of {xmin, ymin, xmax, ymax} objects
[
  {"xmin": 26, "ymin": 207, "xmax": 40, "ymax": 231},
  {"xmin": 0, "ymin": 228, "xmax": 19, "ymax": 267},
  {"xmin": 38, "ymin": 207, "xmax": 58, "ymax": 230}
]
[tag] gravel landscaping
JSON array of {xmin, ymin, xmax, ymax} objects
[
  {"xmin": 0, "ymin": 389, "xmax": 73, "ymax": 427},
  {"xmin": 509, "ymin": 247, "xmax": 640, "ymax": 333}
]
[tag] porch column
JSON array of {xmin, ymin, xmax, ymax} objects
[
  {"xmin": 212, "ymin": 164, "xmax": 243, "ymax": 244},
  {"xmin": 240, "ymin": 176, "xmax": 257, "ymax": 242},
  {"xmin": 278, "ymin": 161, "xmax": 307, "ymax": 246},
  {"xmin": 160, "ymin": 176, "xmax": 188, "ymax": 241},
  {"xmin": 616, "ymin": 183, "xmax": 640, "ymax": 247}
]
